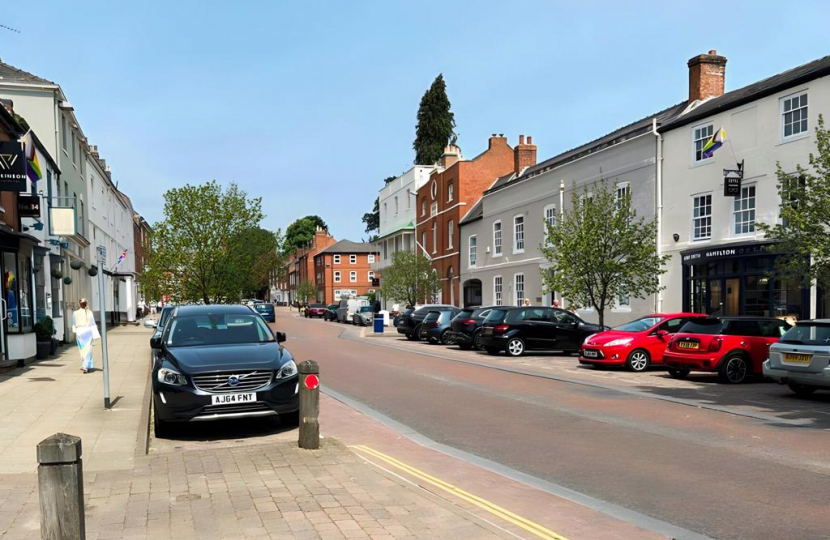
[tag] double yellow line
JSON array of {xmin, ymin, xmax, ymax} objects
[{"xmin": 350, "ymin": 445, "xmax": 569, "ymax": 540}]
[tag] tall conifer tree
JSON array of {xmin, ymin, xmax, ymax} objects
[{"xmin": 413, "ymin": 74, "xmax": 456, "ymax": 165}]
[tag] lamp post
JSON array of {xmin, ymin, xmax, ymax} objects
[{"xmin": 95, "ymin": 246, "xmax": 110, "ymax": 409}]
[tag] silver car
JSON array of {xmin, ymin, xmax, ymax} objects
[{"xmin": 764, "ymin": 319, "xmax": 830, "ymax": 396}]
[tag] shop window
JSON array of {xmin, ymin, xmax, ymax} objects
[
  {"xmin": 781, "ymin": 92, "xmax": 808, "ymax": 139},
  {"xmin": 744, "ymin": 275, "xmax": 771, "ymax": 317},
  {"xmin": 733, "ymin": 185, "xmax": 756, "ymax": 235},
  {"xmin": 692, "ymin": 194, "xmax": 712, "ymax": 240}
]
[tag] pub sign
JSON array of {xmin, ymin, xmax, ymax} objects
[
  {"xmin": 0, "ymin": 141, "xmax": 26, "ymax": 192},
  {"xmin": 723, "ymin": 159, "xmax": 744, "ymax": 197}
]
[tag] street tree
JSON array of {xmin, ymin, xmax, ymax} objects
[
  {"xmin": 379, "ymin": 251, "xmax": 439, "ymax": 307},
  {"xmin": 284, "ymin": 215, "xmax": 328, "ymax": 253},
  {"xmin": 413, "ymin": 74, "xmax": 456, "ymax": 165},
  {"xmin": 142, "ymin": 181, "xmax": 265, "ymax": 304},
  {"xmin": 361, "ymin": 176, "xmax": 397, "ymax": 240},
  {"xmin": 232, "ymin": 227, "xmax": 286, "ymax": 299},
  {"xmin": 541, "ymin": 180, "xmax": 669, "ymax": 328},
  {"xmin": 758, "ymin": 115, "xmax": 830, "ymax": 287},
  {"xmin": 295, "ymin": 279, "xmax": 318, "ymax": 305}
]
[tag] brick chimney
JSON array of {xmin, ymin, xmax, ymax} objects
[
  {"xmin": 514, "ymin": 134, "xmax": 537, "ymax": 176},
  {"xmin": 440, "ymin": 144, "xmax": 462, "ymax": 168},
  {"xmin": 488, "ymin": 133, "xmax": 508, "ymax": 149},
  {"xmin": 688, "ymin": 50, "xmax": 727, "ymax": 103}
]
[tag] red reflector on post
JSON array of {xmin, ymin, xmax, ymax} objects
[{"xmin": 305, "ymin": 374, "xmax": 320, "ymax": 390}]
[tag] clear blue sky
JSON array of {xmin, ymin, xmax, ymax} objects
[{"xmin": 1, "ymin": 1, "xmax": 828, "ymax": 241}]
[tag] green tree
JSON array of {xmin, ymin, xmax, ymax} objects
[
  {"xmin": 758, "ymin": 115, "xmax": 830, "ymax": 287},
  {"xmin": 232, "ymin": 227, "xmax": 285, "ymax": 299},
  {"xmin": 379, "ymin": 251, "xmax": 439, "ymax": 307},
  {"xmin": 284, "ymin": 215, "xmax": 328, "ymax": 253},
  {"xmin": 362, "ymin": 176, "xmax": 397, "ymax": 240},
  {"xmin": 142, "ymin": 181, "xmax": 265, "ymax": 304},
  {"xmin": 541, "ymin": 180, "xmax": 669, "ymax": 328},
  {"xmin": 413, "ymin": 74, "xmax": 456, "ymax": 165},
  {"xmin": 295, "ymin": 279, "xmax": 318, "ymax": 305}
]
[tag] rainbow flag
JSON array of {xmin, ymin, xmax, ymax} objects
[
  {"xmin": 701, "ymin": 127, "xmax": 726, "ymax": 158},
  {"xmin": 111, "ymin": 249, "xmax": 128, "ymax": 271},
  {"xmin": 23, "ymin": 133, "xmax": 42, "ymax": 184}
]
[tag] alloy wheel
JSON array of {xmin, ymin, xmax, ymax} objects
[
  {"xmin": 725, "ymin": 357, "xmax": 747, "ymax": 383},
  {"xmin": 627, "ymin": 351, "xmax": 649, "ymax": 372},
  {"xmin": 506, "ymin": 339, "xmax": 524, "ymax": 357}
]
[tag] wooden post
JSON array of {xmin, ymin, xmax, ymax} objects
[
  {"xmin": 37, "ymin": 433, "xmax": 85, "ymax": 540},
  {"xmin": 298, "ymin": 360, "xmax": 320, "ymax": 449}
]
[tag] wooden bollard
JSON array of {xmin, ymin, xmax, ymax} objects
[
  {"xmin": 298, "ymin": 360, "xmax": 320, "ymax": 449},
  {"xmin": 37, "ymin": 433, "xmax": 85, "ymax": 539}
]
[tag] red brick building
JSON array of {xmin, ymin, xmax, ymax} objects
[
  {"xmin": 314, "ymin": 240, "xmax": 380, "ymax": 304},
  {"xmin": 287, "ymin": 227, "xmax": 336, "ymax": 304},
  {"xmin": 415, "ymin": 135, "xmax": 527, "ymax": 306}
]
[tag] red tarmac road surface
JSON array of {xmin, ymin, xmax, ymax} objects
[{"xmin": 276, "ymin": 310, "xmax": 830, "ymax": 540}]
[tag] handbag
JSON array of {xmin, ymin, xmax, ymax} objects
[{"xmin": 91, "ymin": 324, "xmax": 101, "ymax": 340}]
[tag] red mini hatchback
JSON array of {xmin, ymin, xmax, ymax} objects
[
  {"xmin": 664, "ymin": 317, "xmax": 791, "ymax": 384},
  {"xmin": 580, "ymin": 313, "xmax": 705, "ymax": 372}
]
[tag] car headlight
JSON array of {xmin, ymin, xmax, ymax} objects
[
  {"xmin": 157, "ymin": 367, "xmax": 187, "ymax": 386},
  {"xmin": 605, "ymin": 338, "xmax": 634, "ymax": 347},
  {"xmin": 276, "ymin": 360, "xmax": 298, "ymax": 379}
]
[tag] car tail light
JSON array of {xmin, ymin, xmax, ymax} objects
[
  {"xmin": 462, "ymin": 319, "xmax": 476, "ymax": 325},
  {"xmin": 494, "ymin": 324, "xmax": 510, "ymax": 334},
  {"xmin": 708, "ymin": 338, "xmax": 722, "ymax": 352},
  {"xmin": 667, "ymin": 336, "xmax": 676, "ymax": 349}
]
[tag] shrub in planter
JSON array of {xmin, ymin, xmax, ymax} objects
[{"xmin": 34, "ymin": 317, "xmax": 54, "ymax": 360}]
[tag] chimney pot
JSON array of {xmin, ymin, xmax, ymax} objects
[
  {"xmin": 709, "ymin": 49, "xmax": 717, "ymax": 55},
  {"xmin": 519, "ymin": 134, "xmax": 525, "ymax": 145},
  {"xmin": 527, "ymin": 136, "xmax": 532, "ymax": 145}
]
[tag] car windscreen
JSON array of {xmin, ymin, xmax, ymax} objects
[
  {"xmin": 472, "ymin": 308, "xmax": 492, "ymax": 318},
  {"xmin": 484, "ymin": 309, "xmax": 508, "ymax": 323},
  {"xmin": 358, "ymin": 306, "xmax": 373, "ymax": 313},
  {"xmin": 613, "ymin": 316, "xmax": 664, "ymax": 333},
  {"xmin": 679, "ymin": 318, "xmax": 724, "ymax": 335},
  {"xmin": 159, "ymin": 306, "xmax": 174, "ymax": 327},
  {"xmin": 423, "ymin": 312, "xmax": 440, "ymax": 322},
  {"xmin": 166, "ymin": 313, "xmax": 275, "ymax": 347},
  {"xmin": 254, "ymin": 304, "xmax": 274, "ymax": 312},
  {"xmin": 779, "ymin": 323, "xmax": 830, "ymax": 345},
  {"xmin": 309, "ymin": 303, "xmax": 325, "ymax": 308}
]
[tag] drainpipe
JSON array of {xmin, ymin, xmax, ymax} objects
[{"xmin": 652, "ymin": 118, "xmax": 663, "ymax": 313}]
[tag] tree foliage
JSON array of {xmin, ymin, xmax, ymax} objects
[
  {"xmin": 141, "ymin": 181, "xmax": 268, "ymax": 304},
  {"xmin": 295, "ymin": 280, "xmax": 317, "ymax": 305},
  {"xmin": 284, "ymin": 215, "xmax": 328, "ymax": 253},
  {"xmin": 413, "ymin": 74, "xmax": 456, "ymax": 165},
  {"xmin": 379, "ymin": 251, "xmax": 440, "ymax": 307},
  {"xmin": 361, "ymin": 176, "xmax": 397, "ymax": 239},
  {"xmin": 540, "ymin": 180, "xmax": 669, "ymax": 327},
  {"xmin": 232, "ymin": 227, "xmax": 286, "ymax": 299},
  {"xmin": 758, "ymin": 115, "xmax": 830, "ymax": 287}
]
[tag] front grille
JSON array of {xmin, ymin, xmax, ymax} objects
[
  {"xmin": 199, "ymin": 402, "xmax": 272, "ymax": 416},
  {"xmin": 192, "ymin": 370, "xmax": 273, "ymax": 394}
]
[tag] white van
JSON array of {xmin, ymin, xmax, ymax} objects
[{"xmin": 336, "ymin": 296, "xmax": 369, "ymax": 323}]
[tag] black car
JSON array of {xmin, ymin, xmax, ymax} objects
[
  {"xmin": 146, "ymin": 305, "xmax": 175, "ymax": 359},
  {"xmin": 150, "ymin": 305, "xmax": 299, "ymax": 437},
  {"xmin": 396, "ymin": 304, "xmax": 457, "ymax": 340},
  {"xmin": 480, "ymin": 307, "xmax": 603, "ymax": 357},
  {"xmin": 323, "ymin": 303, "xmax": 338, "ymax": 321},
  {"xmin": 418, "ymin": 309, "xmax": 459, "ymax": 344},
  {"xmin": 252, "ymin": 303, "xmax": 275, "ymax": 323},
  {"xmin": 447, "ymin": 306, "xmax": 500, "ymax": 350}
]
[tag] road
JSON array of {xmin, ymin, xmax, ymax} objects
[{"xmin": 278, "ymin": 309, "xmax": 830, "ymax": 540}]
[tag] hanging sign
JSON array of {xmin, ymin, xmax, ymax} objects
[
  {"xmin": 17, "ymin": 195, "xmax": 41, "ymax": 218},
  {"xmin": 0, "ymin": 141, "xmax": 26, "ymax": 192},
  {"xmin": 723, "ymin": 159, "xmax": 745, "ymax": 197}
]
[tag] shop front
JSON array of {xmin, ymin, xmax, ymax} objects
[
  {"xmin": 681, "ymin": 241, "xmax": 808, "ymax": 323},
  {"xmin": 0, "ymin": 227, "xmax": 39, "ymax": 365}
]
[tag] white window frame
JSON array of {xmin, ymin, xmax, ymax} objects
[
  {"xmin": 447, "ymin": 182, "xmax": 454, "ymax": 202},
  {"xmin": 468, "ymin": 235, "xmax": 477, "ymax": 268},
  {"xmin": 421, "ymin": 232, "xmax": 427, "ymax": 256},
  {"xmin": 692, "ymin": 193, "xmax": 713, "ymax": 241},
  {"xmin": 543, "ymin": 204, "xmax": 556, "ymax": 231},
  {"xmin": 430, "ymin": 202, "xmax": 438, "ymax": 216},
  {"xmin": 692, "ymin": 123, "xmax": 714, "ymax": 164},
  {"xmin": 493, "ymin": 220, "xmax": 502, "ymax": 257},
  {"xmin": 781, "ymin": 91, "xmax": 808, "ymax": 141},
  {"xmin": 513, "ymin": 214, "xmax": 525, "ymax": 254},
  {"xmin": 334, "ymin": 271, "xmax": 341, "ymax": 283},
  {"xmin": 448, "ymin": 220, "xmax": 454, "ymax": 250},
  {"xmin": 333, "ymin": 254, "xmax": 341, "ymax": 264},
  {"xmin": 368, "ymin": 271, "xmax": 375, "ymax": 281},
  {"xmin": 368, "ymin": 254, "xmax": 375, "ymax": 263},
  {"xmin": 350, "ymin": 254, "xmax": 357, "ymax": 264},
  {"xmin": 432, "ymin": 222, "xmax": 437, "ymax": 254},
  {"xmin": 421, "ymin": 199, "xmax": 426, "ymax": 216},
  {"xmin": 615, "ymin": 182, "xmax": 631, "ymax": 213},
  {"xmin": 494, "ymin": 276, "xmax": 503, "ymax": 306},
  {"xmin": 733, "ymin": 184, "xmax": 756, "ymax": 236},
  {"xmin": 514, "ymin": 273, "xmax": 525, "ymax": 306},
  {"xmin": 350, "ymin": 271, "xmax": 357, "ymax": 283}
]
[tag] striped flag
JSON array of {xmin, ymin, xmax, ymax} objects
[
  {"xmin": 111, "ymin": 249, "xmax": 128, "ymax": 271},
  {"xmin": 701, "ymin": 127, "xmax": 726, "ymax": 158}
]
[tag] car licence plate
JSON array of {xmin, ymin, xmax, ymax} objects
[
  {"xmin": 211, "ymin": 393, "xmax": 256, "ymax": 405},
  {"xmin": 484, "ymin": 328, "xmax": 493, "ymax": 335},
  {"xmin": 583, "ymin": 349, "xmax": 599, "ymax": 358},
  {"xmin": 678, "ymin": 341, "xmax": 699, "ymax": 349},
  {"xmin": 784, "ymin": 353, "xmax": 812, "ymax": 364}
]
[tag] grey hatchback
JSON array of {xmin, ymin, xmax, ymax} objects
[{"xmin": 765, "ymin": 320, "xmax": 830, "ymax": 396}]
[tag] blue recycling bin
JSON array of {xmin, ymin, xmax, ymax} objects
[{"xmin": 373, "ymin": 314, "xmax": 384, "ymax": 334}]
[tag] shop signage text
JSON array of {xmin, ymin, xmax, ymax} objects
[
  {"xmin": 682, "ymin": 242, "xmax": 771, "ymax": 264},
  {"xmin": 723, "ymin": 159, "xmax": 745, "ymax": 197},
  {"xmin": 17, "ymin": 195, "xmax": 41, "ymax": 217},
  {"xmin": 0, "ymin": 141, "xmax": 26, "ymax": 192}
]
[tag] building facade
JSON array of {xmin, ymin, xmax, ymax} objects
[
  {"xmin": 373, "ymin": 165, "xmax": 438, "ymax": 309},
  {"xmin": 314, "ymin": 240, "xmax": 380, "ymax": 304},
  {"xmin": 133, "ymin": 214, "xmax": 151, "ymax": 307},
  {"xmin": 286, "ymin": 228, "xmax": 336, "ymax": 304},
  {"xmin": 414, "ymin": 136, "xmax": 515, "ymax": 306},
  {"xmin": 660, "ymin": 52, "xmax": 830, "ymax": 321}
]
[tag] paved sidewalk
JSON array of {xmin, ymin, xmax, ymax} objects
[{"xmin": 0, "ymin": 325, "xmax": 151, "ymax": 474}]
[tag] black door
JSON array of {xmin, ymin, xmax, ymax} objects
[{"xmin": 548, "ymin": 309, "xmax": 582, "ymax": 351}]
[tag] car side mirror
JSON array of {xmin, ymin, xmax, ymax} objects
[
  {"xmin": 276, "ymin": 332, "xmax": 287, "ymax": 343},
  {"xmin": 143, "ymin": 319, "xmax": 157, "ymax": 329},
  {"xmin": 656, "ymin": 330, "xmax": 669, "ymax": 339},
  {"xmin": 150, "ymin": 335, "xmax": 162, "ymax": 349}
]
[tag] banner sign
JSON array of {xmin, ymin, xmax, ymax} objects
[
  {"xmin": 0, "ymin": 141, "xmax": 26, "ymax": 192},
  {"xmin": 49, "ymin": 207, "xmax": 76, "ymax": 236},
  {"xmin": 17, "ymin": 195, "xmax": 41, "ymax": 218}
]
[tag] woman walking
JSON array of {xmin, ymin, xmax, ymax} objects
[{"xmin": 72, "ymin": 298, "xmax": 98, "ymax": 373}]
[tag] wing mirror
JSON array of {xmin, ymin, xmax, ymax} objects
[
  {"xmin": 656, "ymin": 329, "xmax": 669, "ymax": 339},
  {"xmin": 150, "ymin": 335, "xmax": 162, "ymax": 349},
  {"xmin": 276, "ymin": 332, "xmax": 287, "ymax": 343},
  {"xmin": 143, "ymin": 319, "xmax": 158, "ymax": 329}
]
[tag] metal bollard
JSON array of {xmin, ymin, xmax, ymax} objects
[
  {"xmin": 37, "ymin": 433, "xmax": 85, "ymax": 540},
  {"xmin": 298, "ymin": 360, "xmax": 320, "ymax": 449}
]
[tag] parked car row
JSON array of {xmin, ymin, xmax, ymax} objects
[{"xmin": 388, "ymin": 305, "xmax": 830, "ymax": 396}]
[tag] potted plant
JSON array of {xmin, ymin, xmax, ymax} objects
[{"xmin": 34, "ymin": 316, "xmax": 54, "ymax": 360}]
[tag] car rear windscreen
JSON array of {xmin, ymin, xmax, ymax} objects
[
  {"xmin": 255, "ymin": 304, "xmax": 274, "ymax": 312},
  {"xmin": 779, "ymin": 323, "xmax": 830, "ymax": 345},
  {"xmin": 679, "ymin": 318, "xmax": 724, "ymax": 334},
  {"xmin": 484, "ymin": 309, "xmax": 507, "ymax": 322}
]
